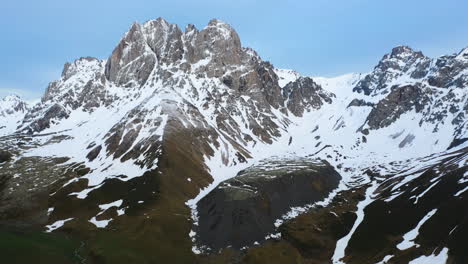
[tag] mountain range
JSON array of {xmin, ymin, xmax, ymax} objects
[{"xmin": 0, "ymin": 18, "xmax": 467, "ymax": 264}]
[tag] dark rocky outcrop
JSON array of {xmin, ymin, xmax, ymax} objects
[
  {"xmin": 0, "ymin": 150, "xmax": 12, "ymax": 163},
  {"xmin": 428, "ymin": 48, "xmax": 468, "ymax": 88},
  {"xmin": 366, "ymin": 84, "xmax": 429, "ymax": 129},
  {"xmin": 22, "ymin": 104, "xmax": 69, "ymax": 133},
  {"xmin": 196, "ymin": 158, "xmax": 341, "ymax": 251},
  {"xmin": 86, "ymin": 145, "xmax": 102, "ymax": 161},
  {"xmin": 347, "ymin": 99, "xmax": 374, "ymax": 108},
  {"xmin": 283, "ymin": 77, "xmax": 334, "ymax": 116}
]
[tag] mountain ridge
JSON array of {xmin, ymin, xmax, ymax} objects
[{"xmin": 0, "ymin": 18, "xmax": 467, "ymax": 264}]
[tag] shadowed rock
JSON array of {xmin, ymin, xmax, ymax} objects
[
  {"xmin": 196, "ymin": 158, "xmax": 341, "ymax": 251},
  {"xmin": 365, "ymin": 84, "xmax": 429, "ymax": 129},
  {"xmin": 283, "ymin": 77, "xmax": 334, "ymax": 116},
  {"xmin": 0, "ymin": 150, "xmax": 12, "ymax": 163}
]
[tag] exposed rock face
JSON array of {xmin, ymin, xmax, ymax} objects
[
  {"xmin": 353, "ymin": 46, "xmax": 430, "ymax": 95},
  {"xmin": 190, "ymin": 19, "xmax": 242, "ymax": 69},
  {"xmin": 353, "ymin": 46, "xmax": 468, "ymax": 96},
  {"xmin": 366, "ymin": 84, "xmax": 429, "ymax": 129},
  {"xmin": 347, "ymin": 45, "xmax": 468, "ymax": 145},
  {"xmin": 105, "ymin": 23, "xmax": 157, "ymax": 88},
  {"xmin": 428, "ymin": 47, "xmax": 468, "ymax": 88},
  {"xmin": 196, "ymin": 158, "xmax": 341, "ymax": 251},
  {"xmin": 24, "ymin": 103, "xmax": 69, "ymax": 132},
  {"xmin": 143, "ymin": 18, "xmax": 184, "ymax": 65},
  {"xmin": 101, "ymin": 17, "xmax": 284, "ymax": 110},
  {"xmin": 347, "ymin": 99, "xmax": 374, "ymax": 108},
  {"xmin": 283, "ymin": 77, "xmax": 334, "ymax": 116}
]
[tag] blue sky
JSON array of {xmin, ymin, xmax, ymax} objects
[{"xmin": 2, "ymin": 0, "xmax": 468, "ymax": 99}]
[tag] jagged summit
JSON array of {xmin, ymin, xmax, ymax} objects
[
  {"xmin": 0, "ymin": 94, "xmax": 29, "ymax": 116},
  {"xmin": 457, "ymin": 46, "xmax": 468, "ymax": 60},
  {"xmin": 353, "ymin": 45, "xmax": 468, "ymax": 95},
  {"xmin": 102, "ymin": 17, "xmax": 245, "ymax": 89},
  {"xmin": 0, "ymin": 94, "xmax": 30, "ymax": 135},
  {"xmin": 1, "ymin": 93, "xmax": 22, "ymax": 102},
  {"xmin": 388, "ymin": 45, "xmax": 425, "ymax": 58}
]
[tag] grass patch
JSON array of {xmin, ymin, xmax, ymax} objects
[{"xmin": 0, "ymin": 229, "xmax": 86, "ymax": 264}]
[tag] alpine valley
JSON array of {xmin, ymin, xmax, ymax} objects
[{"xmin": 0, "ymin": 18, "xmax": 467, "ymax": 264}]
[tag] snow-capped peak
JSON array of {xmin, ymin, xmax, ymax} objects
[
  {"xmin": 456, "ymin": 46, "xmax": 468, "ymax": 61},
  {"xmin": 274, "ymin": 68, "xmax": 301, "ymax": 88},
  {"xmin": 0, "ymin": 94, "xmax": 30, "ymax": 136},
  {"xmin": 3, "ymin": 18, "xmax": 467, "ymax": 215},
  {"xmin": 0, "ymin": 94, "xmax": 29, "ymax": 116},
  {"xmin": 388, "ymin": 45, "xmax": 425, "ymax": 59}
]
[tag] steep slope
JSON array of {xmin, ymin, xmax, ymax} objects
[
  {"xmin": 353, "ymin": 46, "xmax": 468, "ymax": 147},
  {"xmin": 0, "ymin": 18, "xmax": 466, "ymax": 264}
]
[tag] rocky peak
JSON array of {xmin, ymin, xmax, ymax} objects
[
  {"xmin": 388, "ymin": 45, "xmax": 424, "ymax": 59},
  {"xmin": 427, "ymin": 46, "xmax": 468, "ymax": 88},
  {"xmin": 376, "ymin": 45, "xmax": 428, "ymax": 74},
  {"xmin": 142, "ymin": 17, "xmax": 184, "ymax": 64},
  {"xmin": 354, "ymin": 45, "xmax": 468, "ymax": 96},
  {"xmin": 353, "ymin": 45, "xmax": 431, "ymax": 95},
  {"xmin": 0, "ymin": 94, "xmax": 31, "ymax": 136},
  {"xmin": 43, "ymin": 56, "xmax": 104, "ymax": 103},
  {"xmin": 61, "ymin": 57, "xmax": 101, "ymax": 81},
  {"xmin": 351, "ymin": 45, "xmax": 467, "ymax": 137},
  {"xmin": 0, "ymin": 94, "xmax": 29, "ymax": 116},
  {"xmin": 189, "ymin": 18, "xmax": 242, "ymax": 68},
  {"xmin": 275, "ymin": 68, "xmax": 301, "ymax": 88},
  {"xmin": 204, "ymin": 18, "xmax": 241, "ymax": 44},
  {"xmin": 456, "ymin": 47, "xmax": 468, "ymax": 61},
  {"xmin": 66, "ymin": 18, "xmax": 266, "ymax": 97},
  {"xmin": 105, "ymin": 22, "xmax": 156, "ymax": 87},
  {"xmin": 103, "ymin": 18, "xmax": 245, "ymax": 87},
  {"xmin": 185, "ymin": 23, "xmax": 197, "ymax": 33}
]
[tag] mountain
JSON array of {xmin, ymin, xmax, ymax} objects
[
  {"xmin": 0, "ymin": 18, "xmax": 467, "ymax": 264},
  {"xmin": 0, "ymin": 94, "xmax": 30, "ymax": 136}
]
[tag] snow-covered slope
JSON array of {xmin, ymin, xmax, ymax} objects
[{"xmin": 0, "ymin": 94, "xmax": 31, "ymax": 136}]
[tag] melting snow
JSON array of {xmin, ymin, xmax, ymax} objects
[
  {"xmin": 99, "ymin": 200, "xmax": 123, "ymax": 210},
  {"xmin": 375, "ymin": 255, "xmax": 393, "ymax": 264},
  {"xmin": 397, "ymin": 209, "xmax": 438, "ymax": 250},
  {"xmin": 45, "ymin": 218, "xmax": 74, "ymax": 232},
  {"xmin": 332, "ymin": 182, "xmax": 378, "ymax": 264},
  {"xmin": 89, "ymin": 217, "xmax": 112, "ymax": 228},
  {"xmin": 408, "ymin": 248, "xmax": 449, "ymax": 264}
]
